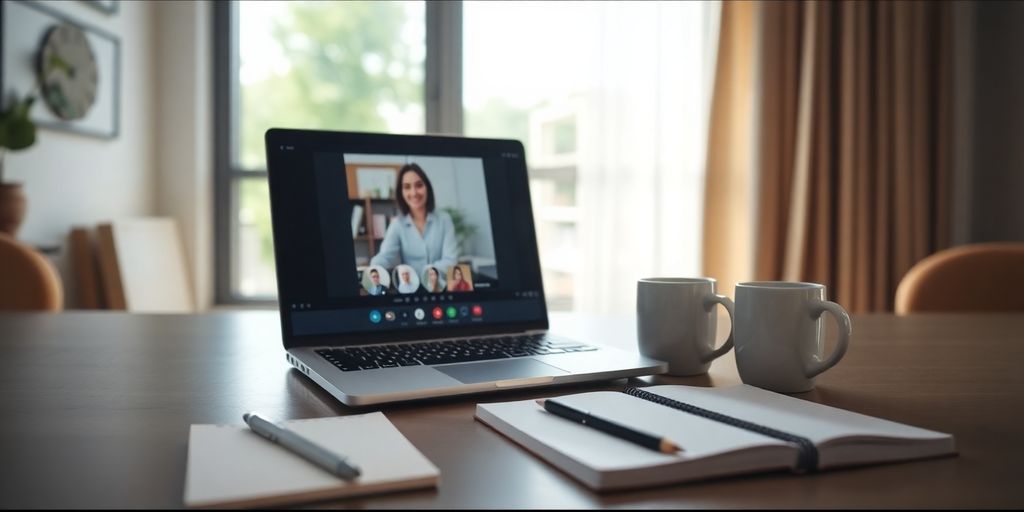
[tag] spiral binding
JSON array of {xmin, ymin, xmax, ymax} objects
[{"xmin": 622, "ymin": 386, "xmax": 818, "ymax": 472}]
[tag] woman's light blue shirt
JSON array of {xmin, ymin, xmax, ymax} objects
[{"xmin": 369, "ymin": 211, "xmax": 459, "ymax": 276}]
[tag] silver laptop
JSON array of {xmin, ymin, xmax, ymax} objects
[{"xmin": 265, "ymin": 129, "xmax": 666, "ymax": 406}]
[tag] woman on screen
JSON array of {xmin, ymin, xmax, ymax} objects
[
  {"xmin": 369, "ymin": 163, "xmax": 458, "ymax": 277},
  {"xmin": 423, "ymin": 265, "xmax": 444, "ymax": 293},
  {"xmin": 447, "ymin": 265, "xmax": 473, "ymax": 292},
  {"xmin": 395, "ymin": 264, "xmax": 420, "ymax": 294}
]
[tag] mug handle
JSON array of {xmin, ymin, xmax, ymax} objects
[
  {"xmin": 700, "ymin": 294, "xmax": 735, "ymax": 363},
  {"xmin": 804, "ymin": 299, "xmax": 853, "ymax": 378}
]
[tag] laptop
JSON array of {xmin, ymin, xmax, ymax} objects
[{"xmin": 265, "ymin": 129, "xmax": 666, "ymax": 406}]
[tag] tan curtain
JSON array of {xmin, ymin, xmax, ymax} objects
[
  {"xmin": 702, "ymin": 1, "xmax": 757, "ymax": 298},
  {"xmin": 704, "ymin": 0, "xmax": 953, "ymax": 312}
]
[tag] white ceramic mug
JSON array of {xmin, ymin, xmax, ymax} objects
[
  {"xmin": 734, "ymin": 281, "xmax": 852, "ymax": 393},
  {"xmin": 636, "ymin": 278, "xmax": 735, "ymax": 376}
]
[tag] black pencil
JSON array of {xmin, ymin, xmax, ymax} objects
[{"xmin": 536, "ymin": 398, "xmax": 683, "ymax": 454}]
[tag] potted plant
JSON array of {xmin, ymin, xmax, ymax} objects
[
  {"xmin": 442, "ymin": 206, "xmax": 477, "ymax": 255},
  {"xmin": 0, "ymin": 93, "xmax": 38, "ymax": 237}
]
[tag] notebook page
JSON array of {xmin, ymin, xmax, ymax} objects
[
  {"xmin": 184, "ymin": 412, "xmax": 438, "ymax": 508},
  {"xmin": 477, "ymin": 391, "xmax": 791, "ymax": 473},
  {"xmin": 646, "ymin": 385, "xmax": 951, "ymax": 446}
]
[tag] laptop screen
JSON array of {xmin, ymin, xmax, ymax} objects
[{"xmin": 265, "ymin": 129, "xmax": 548, "ymax": 347}]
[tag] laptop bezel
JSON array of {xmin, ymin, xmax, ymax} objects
[{"xmin": 265, "ymin": 128, "xmax": 550, "ymax": 349}]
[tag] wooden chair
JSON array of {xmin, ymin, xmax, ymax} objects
[
  {"xmin": 0, "ymin": 233, "xmax": 63, "ymax": 311},
  {"xmin": 895, "ymin": 242, "xmax": 1024, "ymax": 314}
]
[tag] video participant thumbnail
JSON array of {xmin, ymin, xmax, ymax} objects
[
  {"xmin": 422, "ymin": 265, "xmax": 445, "ymax": 293},
  {"xmin": 360, "ymin": 265, "xmax": 391, "ymax": 296},
  {"xmin": 394, "ymin": 264, "xmax": 420, "ymax": 294},
  {"xmin": 447, "ymin": 264, "xmax": 474, "ymax": 292}
]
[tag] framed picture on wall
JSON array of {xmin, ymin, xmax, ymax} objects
[
  {"xmin": 0, "ymin": 0, "xmax": 121, "ymax": 139},
  {"xmin": 345, "ymin": 164, "xmax": 400, "ymax": 200},
  {"xmin": 356, "ymin": 167, "xmax": 398, "ymax": 199}
]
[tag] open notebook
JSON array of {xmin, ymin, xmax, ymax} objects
[
  {"xmin": 184, "ymin": 412, "xmax": 438, "ymax": 508},
  {"xmin": 475, "ymin": 384, "xmax": 956, "ymax": 491}
]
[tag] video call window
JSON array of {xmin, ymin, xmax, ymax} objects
[{"xmin": 346, "ymin": 153, "xmax": 498, "ymax": 298}]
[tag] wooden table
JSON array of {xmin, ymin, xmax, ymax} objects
[{"xmin": 1, "ymin": 311, "xmax": 1022, "ymax": 508}]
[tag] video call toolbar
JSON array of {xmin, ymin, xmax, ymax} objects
[
  {"xmin": 368, "ymin": 302, "xmax": 485, "ymax": 325},
  {"xmin": 289, "ymin": 296, "xmax": 546, "ymax": 337}
]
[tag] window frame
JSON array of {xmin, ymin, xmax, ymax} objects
[{"xmin": 213, "ymin": 1, "xmax": 462, "ymax": 305}]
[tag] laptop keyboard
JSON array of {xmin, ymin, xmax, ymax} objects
[{"xmin": 315, "ymin": 334, "xmax": 597, "ymax": 372}]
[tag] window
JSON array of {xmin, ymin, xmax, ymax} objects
[
  {"xmin": 217, "ymin": 1, "xmax": 717, "ymax": 313},
  {"xmin": 217, "ymin": 1, "xmax": 426, "ymax": 300}
]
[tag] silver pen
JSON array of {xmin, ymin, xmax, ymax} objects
[{"xmin": 243, "ymin": 413, "xmax": 361, "ymax": 480}]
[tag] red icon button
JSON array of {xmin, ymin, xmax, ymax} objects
[
  {"xmin": 471, "ymin": 305, "xmax": 483, "ymax": 317},
  {"xmin": 432, "ymin": 306, "xmax": 444, "ymax": 320}
]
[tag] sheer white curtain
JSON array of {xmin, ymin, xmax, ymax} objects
[
  {"xmin": 573, "ymin": 1, "xmax": 720, "ymax": 313},
  {"xmin": 463, "ymin": 1, "xmax": 719, "ymax": 314}
]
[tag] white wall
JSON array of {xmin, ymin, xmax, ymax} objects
[
  {"xmin": 4, "ymin": 1, "xmax": 216, "ymax": 311},
  {"xmin": 6, "ymin": 0, "xmax": 157, "ymax": 247},
  {"xmin": 153, "ymin": 1, "xmax": 213, "ymax": 311},
  {"xmin": 446, "ymin": 156, "xmax": 495, "ymax": 258}
]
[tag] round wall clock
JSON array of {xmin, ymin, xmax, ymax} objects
[{"xmin": 38, "ymin": 23, "xmax": 99, "ymax": 121}]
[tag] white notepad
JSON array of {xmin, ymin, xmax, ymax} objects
[
  {"xmin": 476, "ymin": 384, "xmax": 956, "ymax": 491},
  {"xmin": 184, "ymin": 412, "xmax": 439, "ymax": 508}
]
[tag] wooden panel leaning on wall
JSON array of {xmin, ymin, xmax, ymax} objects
[
  {"xmin": 68, "ymin": 227, "xmax": 103, "ymax": 309},
  {"xmin": 95, "ymin": 218, "xmax": 195, "ymax": 313}
]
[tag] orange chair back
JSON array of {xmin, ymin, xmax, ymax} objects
[
  {"xmin": 895, "ymin": 242, "xmax": 1024, "ymax": 314},
  {"xmin": 0, "ymin": 233, "xmax": 63, "ymax": 311}
]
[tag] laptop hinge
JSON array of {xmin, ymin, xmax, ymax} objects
[{"xmin": 331, "ymin": 329, "xmax": 547, "ymax": 349}]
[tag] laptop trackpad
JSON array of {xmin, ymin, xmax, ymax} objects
[{"xmin": 436, "ymin": 358, "xmax": 568, "ymax": 384}]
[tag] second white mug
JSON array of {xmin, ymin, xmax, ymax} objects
[{"xmin": 734, "ymin": 281, "xmax": 852, "ymax": 393}]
